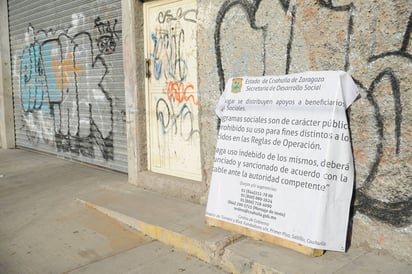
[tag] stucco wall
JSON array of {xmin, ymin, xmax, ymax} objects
[{"xmin": 197, "ymin": 0, "xmax": 411, "ymax": 261}]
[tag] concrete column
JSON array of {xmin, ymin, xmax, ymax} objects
[
  {"xmin": 0, "ymin": 0, "xmax": 15, "ymax": 149},
  {"xmin": 122, "ymin": 0, "xmax": 146, "ymax": 183}
]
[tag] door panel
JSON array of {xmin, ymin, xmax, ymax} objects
[{"xmin": 144, "ymin": 0, "xmax": 201, "ymax": 181}]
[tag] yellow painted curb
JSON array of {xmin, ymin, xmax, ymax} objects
[{"xmin": 78, "ymin": 199, "xmax": 209, "ymax": 262}]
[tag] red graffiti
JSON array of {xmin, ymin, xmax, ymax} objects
[{"xmin": 166, "ymin": 81, "xmax": 198, "ymax": 105}]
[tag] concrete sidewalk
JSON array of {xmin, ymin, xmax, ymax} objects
[
  {"xmin": 78, "ymin": 180, "xmax": 412, "ymax": 274},
  {"xmin": 1, "ymin": 149, "xmax": 411, "ymax": 273},
  {"xmin": 0, "ymin": 149, "xmax": 225, "ymax": 274}
]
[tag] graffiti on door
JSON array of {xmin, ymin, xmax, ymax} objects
[
  {"xmin": 145, "ymin": 0, "xmax": 201, "ymax": 180},
  {"xmin": 150, "ymin": 7, "xmax": 200, "ymax": 141}
]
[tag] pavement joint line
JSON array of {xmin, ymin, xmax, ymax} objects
[
  {"xmin": 328, "ymin": 250, "xmax": 370, "ymax": 274},
  {"xmin": 63, "ymin": 240, "xmax": 156, "ymax": 274},
  {"xmin": 222, "ymin": 256, "xmax": 282, "ymax": 274}
]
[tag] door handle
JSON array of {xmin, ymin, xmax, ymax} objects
[{"xmin": 145, "ymin": 58, "xmax": 151, "ymax": 79}]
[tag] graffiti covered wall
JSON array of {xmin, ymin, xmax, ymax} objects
[
  {"xmin": 196, "ymin": 0, "xmax": 411, "ymax": 260},
  {"xmin": 9, "ymin": 0, "xmax": 127, "ymax": 171}
]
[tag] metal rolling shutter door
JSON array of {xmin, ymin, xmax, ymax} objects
[{"xmin": 8, "ymin": 0, "xmax": 128, "ymax": 172}]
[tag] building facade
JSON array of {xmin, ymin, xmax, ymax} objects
[{"xmin": 1, "ymin": 0, "xmax": 411, "ymax": 261}]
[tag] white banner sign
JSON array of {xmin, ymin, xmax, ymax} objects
[{"xmin": 206, "ymin": 71, "xmax": 359, "ymax": 251}]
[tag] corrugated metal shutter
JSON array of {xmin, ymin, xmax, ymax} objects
[{"xmin": 8, "ymin": 0, "xmax": 128, "ymax": 172}]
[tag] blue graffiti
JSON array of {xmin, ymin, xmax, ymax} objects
[
  {"xmin": 41, "ymin": 40, "xmax": 63, "ymax": 104},
  {"xmin": 20, "ymin": 41, "xmax": 46, "ymax": 112},
  {"xmin": 155, "ymin": 98, "xmax": 199, "ymax": 140},
  {"xmin": 150, "ymin": 28, "xmax": 188, "ymax": 82}
]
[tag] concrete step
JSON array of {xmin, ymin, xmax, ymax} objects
[
  {"xmin": 78, "ymin": 183, "xmax": 412, "ymax": 274},
  {"xmin": 77, "ymin": 183, "xmax": 243, "ymax": 268}
]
